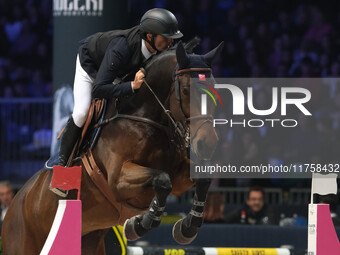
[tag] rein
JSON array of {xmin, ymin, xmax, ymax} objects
[
  {"xmin": 96, "ymin": 113, "xmax": 167, "ymax": 132},
  {"xmin": 141, "ymin": 75, "xmax": 189, "ymax": 146},
  {"xmin": 96, "ymin": 67, "xmax": 214, "ymax": 149}
]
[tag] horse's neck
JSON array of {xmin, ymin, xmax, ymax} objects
[{"xmin": 116, "ymin": 55, "xmax": 176, "ymax": 120}]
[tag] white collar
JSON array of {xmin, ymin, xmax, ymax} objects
[{"xmin": 141, "ymin": 39, "xmax": 156, "ymax": 60}]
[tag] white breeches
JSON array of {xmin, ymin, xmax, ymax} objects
[{"xmin": 72, "ymin": 54, "xmax": 93, "ymax": 128}]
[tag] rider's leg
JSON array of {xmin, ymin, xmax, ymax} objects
[
  {"xmin": 50, "ymin": 55, "xmax": 93, "ymax": 197},
  {"xmin": 58, "ymin": 54, "xmax": 93, "ymax": 166}
]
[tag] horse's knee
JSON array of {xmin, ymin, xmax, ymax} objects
[
  {"xmin": 194, "ymin": 178, "xmax": 211, "ymax": 197},
  {"xmin": 153, "ymin": 172, "xmax": 172, "ymax": 195}
]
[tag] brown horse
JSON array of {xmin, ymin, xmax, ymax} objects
[{"xmin": 2, "ymin": 40, "xmax": 223, "ymax": 255}]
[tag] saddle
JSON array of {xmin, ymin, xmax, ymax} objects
[
  {"xmin": 63, "ymin": 98, "xmax": 106, "ymax": 165},
  {"xmin": 44, "ymin": 99, "xmax": 106, "ymax": 170}
]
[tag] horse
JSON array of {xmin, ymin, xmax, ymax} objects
[{"xmin": 2, "ymin": 40, "xmax": 223, "ymax": 255}]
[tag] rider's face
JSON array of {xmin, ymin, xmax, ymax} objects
[
  {"xmin": 154, "ymin": 35, "xmax": 173, "ymax": 51},
  {"xmin": 146, "ymin": 34, "xmax": 173, "ymax": 52}
]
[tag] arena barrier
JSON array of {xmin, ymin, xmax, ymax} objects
[
  {"xmin": 40, "ymin": 165, "xmax": 82, "ymax": 255},
  {"xmin": 40, "ymin": 200, "xmax": 81, "ymax": 255},
  {"xmin": 38, "ymin": 171, "xmax": 340, "ymax": 255},
  {"xmin": 126, "ymin": 247, "xmax": 291, "ymax": 255},
  {"xmin": 308, "ymin": 173, "xmax": 340, "ymax": 255}
]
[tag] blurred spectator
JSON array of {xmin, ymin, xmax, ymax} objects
[
  {"xmin": 204, "ymin": 192, "xmax": 226, "ymax": 223},
  {"xmin": 304, "ymin": 7, "xmax": 332, "ymax": 44},
  {"xmin": 225, "ymin": 186, "xmax": 277, "ymax": 225},
  {"xmin": 284, "ymin": 113, "xmax": 320, "ymax": 164},
  {"xmin": 0, "ymin": 1, "xmax": 52, "ymax": 98},
  {"xmin": 0, "ymin": 181, "xmax": 15, "ymax": 221}
]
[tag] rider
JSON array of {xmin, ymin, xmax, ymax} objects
[{"xmin": 51, "ymin": 8, "xmax": 183, "ymax": 197}]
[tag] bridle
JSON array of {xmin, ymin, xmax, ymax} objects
[
  {"xmin": 172, "ymin": 67, "xmax": 214, "ymax": 147},
  {"xmin": 97, "ymin": 67, "xmax": 214, "ymax": 150}
]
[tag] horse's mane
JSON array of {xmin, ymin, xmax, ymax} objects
[
  {"xmin": 180, "ymin": 36, "xmax": 201, "ymax": 54},
  {"xmin": 144, "ymin": 37, "xmax": 201, "ymax": 69}
]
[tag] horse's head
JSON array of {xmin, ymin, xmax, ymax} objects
[
  {"xmin": 171, "ymin": 41, "xmax": 224, "ymax": 160},
  {"xmin": 124, "ymin": 39, "xmax": 222, "ymax": 160}
]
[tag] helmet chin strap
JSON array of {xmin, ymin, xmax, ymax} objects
[{"xmin": 144, "ymin": 34, "xmax": 159, "ymax": 53}]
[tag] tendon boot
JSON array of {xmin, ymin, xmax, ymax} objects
[{"xmin": 50, "ymin": 116, "xmax": 82, "ymax": 197}]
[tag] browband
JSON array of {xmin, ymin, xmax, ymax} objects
[{"xmin": 175, "ymin": 68, "xmax": 212, "ymax": 75}]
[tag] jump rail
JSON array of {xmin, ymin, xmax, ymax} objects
[{"xmin": 126, "ymin": 246, "xmax": 291, "ymax": 255}]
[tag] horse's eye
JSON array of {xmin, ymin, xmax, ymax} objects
[{"xmin": 182, "ymin": 88, "xmax": 189, "ymax": 95}]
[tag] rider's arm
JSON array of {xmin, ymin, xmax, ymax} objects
[{"xmin": 92, "ymin": 37, "xmax": 135, "ymax": 99}]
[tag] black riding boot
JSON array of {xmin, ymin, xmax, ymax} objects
[
  {"xmin": 50, "ymin": 116, "xmax": 82, "ymax": 197},
  {"xmin": 58, "ymin": 116, "xmax": 82, "ymax": 166}
]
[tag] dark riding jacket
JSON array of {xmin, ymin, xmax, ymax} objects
[
  {"xmin": 224, "ymin": 203, "xmax": 277, "ymax": 225},
  {"xmin": 78, "ymin": 26, "xmax": 146, "ymax": 99}
]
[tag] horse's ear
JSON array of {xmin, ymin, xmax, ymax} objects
[
  {"xmin": 203, "ymin": 41, "xmax": 224, "ymax": 65},
  {"xmin": 176, "ymin": 41, "xmax": 190, "ymax": 69}
]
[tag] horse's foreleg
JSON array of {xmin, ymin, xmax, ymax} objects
[
  {"xmin": 139, "ymin": 171, "xmax": 172, "ymax": 230},
  {"xmin": 172, "ymin": 177, "xmax": 211, "ymax": 244},
  {"xmin": 122, "ymin": 165, "xmax": 172, "ymax": 241},
  {"xmin": 82, "ymin": 229, "xmax": 108, "ymax": 255}
]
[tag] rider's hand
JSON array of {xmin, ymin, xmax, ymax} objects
[{"xmin": 132, "ymin": 70, "xmax": 145, "ymax": 90}]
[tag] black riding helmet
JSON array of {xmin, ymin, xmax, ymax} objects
[
  {"xmin": 140, "ymin": 8, "xmax": 183, "ymax": 39},
  {"xmin": 140, "ymin": 8, "xmax": 183, "ymax": 51}
]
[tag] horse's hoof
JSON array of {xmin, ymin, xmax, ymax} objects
[
  {"xmin": 123, "ymin": 215, "xmax": 143, "ymax": 241},
  {"xmin": 172, "ymin": 219, "xmax": 197, "ymax": 245}
]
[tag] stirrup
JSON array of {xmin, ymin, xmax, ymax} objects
[{"xmin": 49, "ymin": 184, "xmax": 69, "ymax": 198}]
